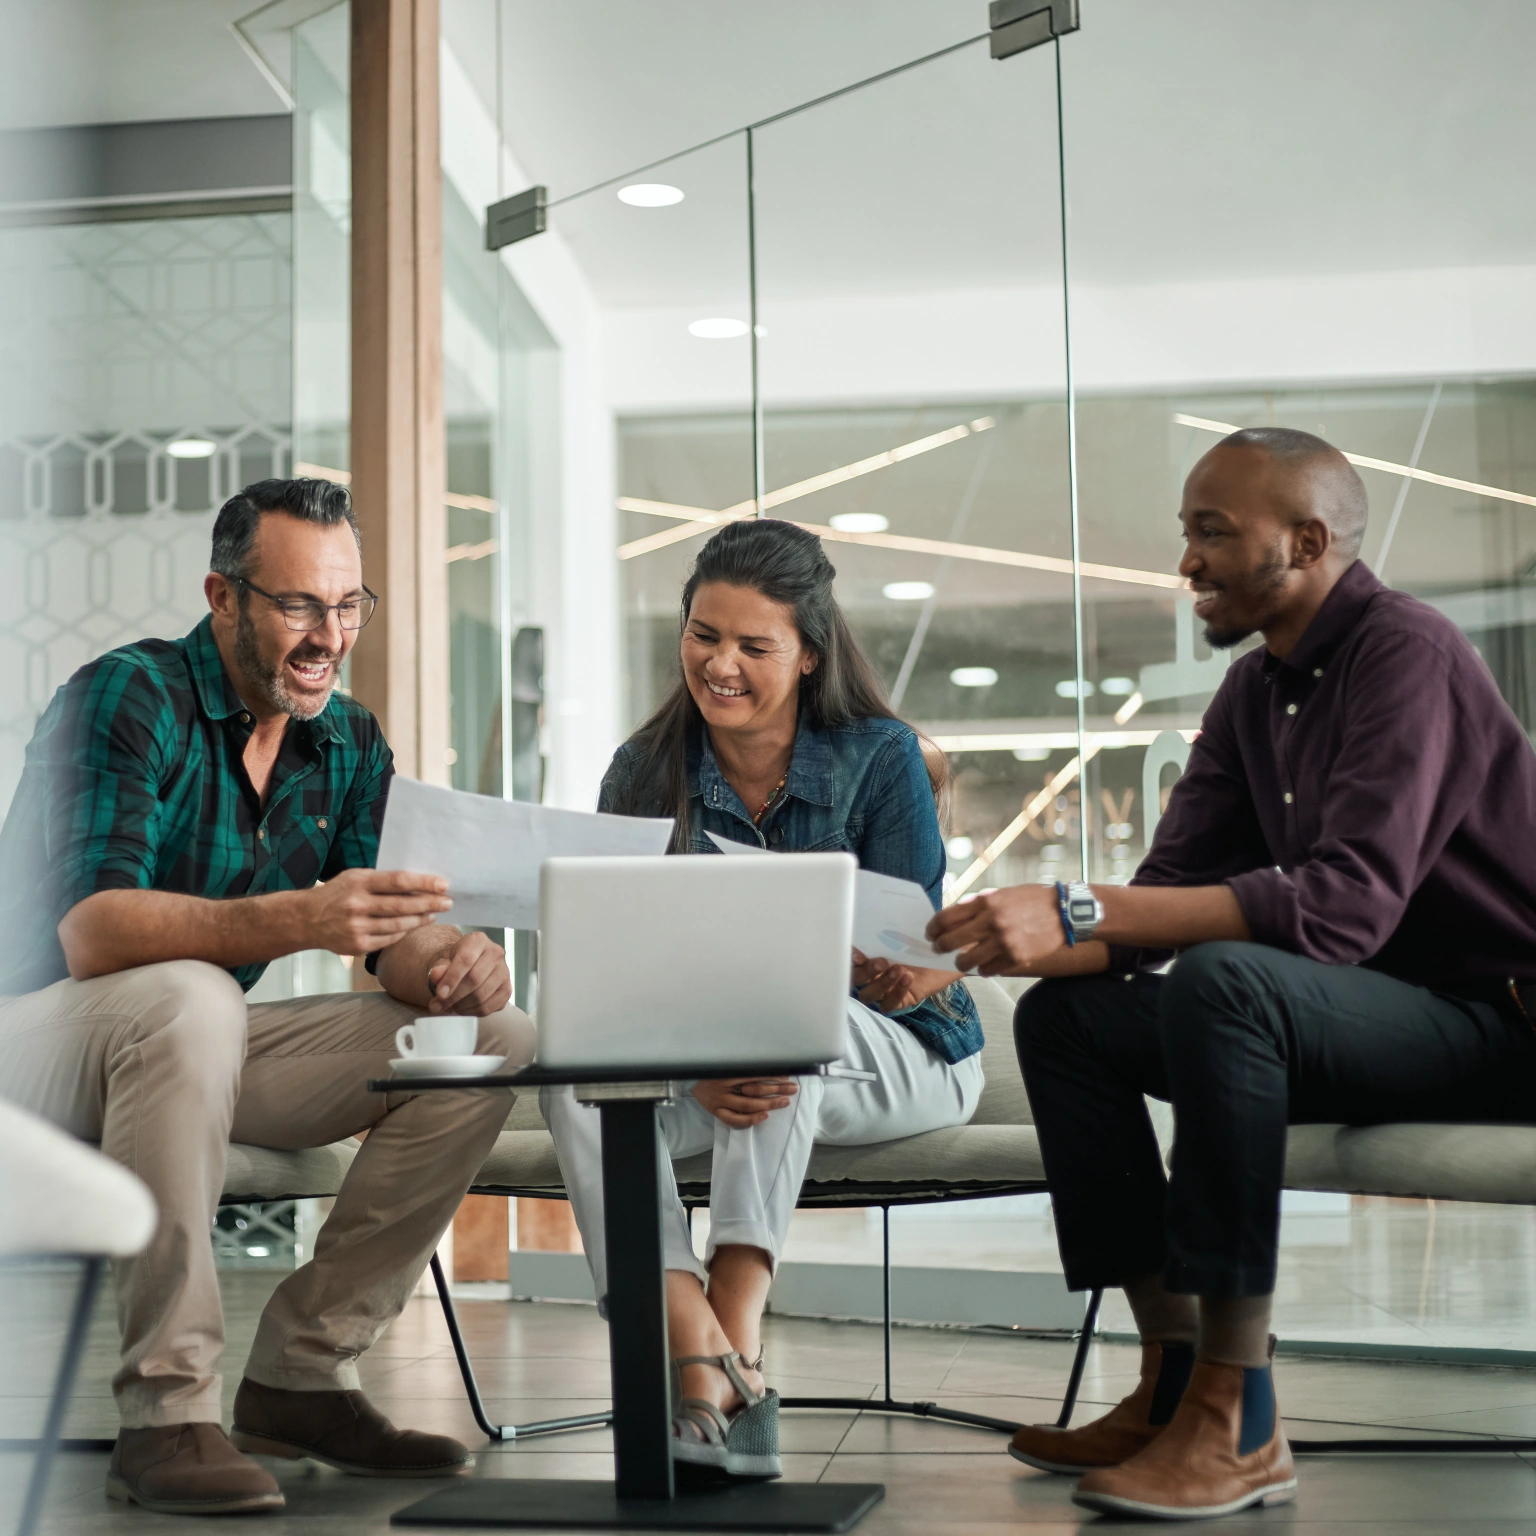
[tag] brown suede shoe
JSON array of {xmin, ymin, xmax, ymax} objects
[
  {"xmin": 1009, "ymin": 1341, "xmax": 1192, "ymax": 1474},
  {"xmin": 106, "ymin": 1423, "xmax": 285, "ymax": 1515},
  {"xmin": 1072, "ymin": 1344, "xmax": 1296, "ymax": 1520},
  {"xmin": 231, "ymin": 1378, "xmax": 472, "ymax": 1478}
]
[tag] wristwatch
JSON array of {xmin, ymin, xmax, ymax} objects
[{"xmin": 1055, "ymin": 880, "xmax": 1104, "ymax": 947}]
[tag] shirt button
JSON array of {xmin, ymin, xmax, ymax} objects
[
  {"xmin": 1313, "ymin": 668, "xmax": 1323, "ymax": 678},
  {"xmin": 1283, "ymin": 792, "xmax": 1294, "ymax": 804},
  {"xmin": 317, "ymin": 817, "xmax": 329, "ymax": 830},
  {"xmin": 257, "ymin": 828, "xmax": 267, "ymax": 840},
  {"xmin": 239, "ymin": 712, "xmax": 250, "ymax": 724},
  {"xmin": 1286, "ymin": 703, "xmax": 1298, "ymax": 715}
]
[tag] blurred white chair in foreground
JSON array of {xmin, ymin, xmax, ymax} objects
[{"xmin": 0, "ymin": 1099, "xmax": 155, "ymax": 1536}]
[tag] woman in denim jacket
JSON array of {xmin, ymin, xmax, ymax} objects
[{"xmin": 542, "ymin": 518, "xmax": 984, "ymax": 1481}]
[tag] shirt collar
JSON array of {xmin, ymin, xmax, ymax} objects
[
  {"xmin": 183, "ymin": 615, "xmax": 345, "ymax": 746},
  {"xmin": 686, "ymin": 710, "xmax": 835, "ymax": 811},
  {"xmin": 1267, "ymin": 558, "xmax": 1382, "ymax": 679}
]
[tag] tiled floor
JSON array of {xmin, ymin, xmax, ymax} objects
[{"xmin": 5, "ymin": 1268, "xmax": 1536, "ymax": 1534}]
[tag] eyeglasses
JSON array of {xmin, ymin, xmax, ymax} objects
[{"xmin": 238, "ymin": 578, "xmax": 379, "ymax": 632}]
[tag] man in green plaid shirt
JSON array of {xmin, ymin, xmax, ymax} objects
[{"xmin": 0, "ymin": 479, "xmax": 532, "ymax": 1515}]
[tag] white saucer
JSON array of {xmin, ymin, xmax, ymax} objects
[{"xmin": 388, "ymin": 1054, "xmax": 507, "ymax": 1079}]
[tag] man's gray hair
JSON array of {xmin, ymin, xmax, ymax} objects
[{"xmin": 210, "ymin": 477, "xmax": 360, "ymax": 582}]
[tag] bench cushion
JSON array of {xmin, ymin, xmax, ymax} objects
[
  {"xmin": 472, "ymin": 1122, "xmax": 1046, "ymax": 1202},
  {"xmin": 222, "ymin": 1140, "xmax": 359, "ymax": 1203},
  {"xmin": 1284, "ymin": 1122, "xmax": 1536, "ymax": 1205}
]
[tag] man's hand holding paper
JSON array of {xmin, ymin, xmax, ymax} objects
[{"xmin": 376, "ymin": 777, "xmax": 675, "ymax": 929}]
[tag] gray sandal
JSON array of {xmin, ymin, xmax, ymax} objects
[{"xmin": 669, "ymin": 1351, "xmax": 781, "ymax": 1481}]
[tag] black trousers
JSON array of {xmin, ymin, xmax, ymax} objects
[{"xmin": 1015, "ymin": 941, "xmax": 1536, "ymax": 1298}]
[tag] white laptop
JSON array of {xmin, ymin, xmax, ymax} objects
[{"xmin": 536, "ymin": 853, "xmax": 856, "ymax": 1071}]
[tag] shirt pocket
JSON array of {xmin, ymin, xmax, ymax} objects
[{"xmin": 267, "ymin": 810, "xmax": 336, "ymax": 888}]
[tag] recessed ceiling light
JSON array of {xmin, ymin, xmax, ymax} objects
[
  {"xmin": 688, "ymin": 317, "xmax": 749, "ymax": 339},
  {"xmin": 945, "ymin": 835, "xmax": 974, "ymax": 860},
  {"xmin": 1099, "ymin": 676, "xmax": 1136, "ymax": 695},
  {"xmin": 1012, "ymin": 746, "xmax": 1050, "ymax": 761},
  {"xmin": 829, "ymin": 513, "xmax": 889, "ymax": 533},
  {"xmin": 245, "ymin": 1246, "xmax": 270, "ymax": 1258},
  {"xmin": 951, "ymin": 666, "xmax": 998, "ymax": 688},
  {"xmin": 1055, "ymin": 678, "xmax": 1096, "ymax": 698},
  {"xmin": 618, "ymin": 183, "xmax": 684, "ymax": 207},
  {"xmin": 166, "ymin": 437, "xmax": 216, "ymax": 459},
  {"xmin": 882, "ymin": 581, "xmax": 934, "ymax": 601}
]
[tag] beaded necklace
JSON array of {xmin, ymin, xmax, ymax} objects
[{"xmin": 752, "ymin": 772, "xmax": 788, "ymax": 826}]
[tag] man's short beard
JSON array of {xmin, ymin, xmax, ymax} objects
[
  {"xmin": 1202, "ymin": 544, "xmax": 1289, "ymax": 650},
  {"xmin": 233, "ymin": 603, "xmax": 334, "ymax": 721}
]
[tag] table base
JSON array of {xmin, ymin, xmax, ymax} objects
[{"xmin": 389, "ymin": 1478, "xmax": 885, "ymax": 1531}]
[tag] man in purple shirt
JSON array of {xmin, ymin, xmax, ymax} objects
[{"xmin": 926, "ymin": 428, "xmax": 1536, "ymax": 1521}]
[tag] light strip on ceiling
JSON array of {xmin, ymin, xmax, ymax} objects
[
  {"xmin": 930, "ymin": 728, "xmax": 1177, "ymax": 753},
  {"xmin": 1173, "ymin": 416, "xmax": 1536, "ymax": 510},
  {"xmin": 617, "ymin": 419, "xmax": 995, "ymax": 559},
  {"xmin": 619, "ymin": 495, "xmax": 1183, "ymax": 590},
  {"xmin": 445, "ymin": 538, "xmax": 498, "ymax": 564}
]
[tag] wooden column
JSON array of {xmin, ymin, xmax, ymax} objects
[
  {"xmin": 349, "ymin": 0, "xmax": 449, "ymax": 786},
  {"xmin": 351, "ymin": 0, "xmax": 484, "ymax": 1277}
]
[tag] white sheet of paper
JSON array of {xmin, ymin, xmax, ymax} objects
[
  {"xmin": 705, "ymin": 831, "xmax": 958, "ymax": 966},
  {"xmin": 377, "ymin": 777, "xmax": 674, "ymax": 929}
]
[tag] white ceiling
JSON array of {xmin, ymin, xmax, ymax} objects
[
  {"xmin": 8, "ymin": 0, "xmax": 1535, "ymax": 305},
  {"xmin": 462, "ymin": 0, "xmax": 1536, "ymax": 302}
]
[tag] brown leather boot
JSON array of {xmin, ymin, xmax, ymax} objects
[
  {"xmin": 1009, "ymin": 1341, "xmax": 1193, "ymax": 1474},
  {"xmin": 106, "ymin": 1423, "xmax": 285, "ymax": 1515},
  {"xmin": 1072, "ymin": 1341, "xmax": 1296, "ymax": 1520},
  {"xmin": 231, "ymin": 1379, "xmax": 472, "ymax": 1478}
]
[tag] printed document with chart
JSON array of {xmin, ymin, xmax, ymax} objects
[{"xmin": 377, "ymin": 777, "xmax": 674, "ymax": 929}]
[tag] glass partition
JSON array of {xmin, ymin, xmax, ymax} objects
[{"xmin": 752, "ymin": 37, "xmax": 1076, "ymax": 900}]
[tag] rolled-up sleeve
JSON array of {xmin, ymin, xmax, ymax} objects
[
  {"xmin": 1226, "ymin": 633, "xmax": 1485, "ymax": 965},
  {"xmin": 43, "ymin": 655, "xmax": 175, "ymax": 924}
]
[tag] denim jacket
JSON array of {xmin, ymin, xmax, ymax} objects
[{"xmin": 597, "ymin": 714, "xmax": 983, "ymax": 1065}]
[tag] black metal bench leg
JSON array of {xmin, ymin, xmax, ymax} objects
[
  {"xmin": 18, "ymin": 1257, "xmax": 103, "ymax": 1536},
  {"xmin": 1055, "ymin": 1288, "xmax": 1102, "ymax": 1428},
  {"xmin": 430, "ymin": 1252, "xmax": 612, "ymax": 1443}
]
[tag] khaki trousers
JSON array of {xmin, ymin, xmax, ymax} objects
[{"xmin": 0, "ymin": 960, "xmax": 533, "ymax": 1427}]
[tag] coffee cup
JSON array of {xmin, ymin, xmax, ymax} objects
[{"xmin": 395, "ymin": 1015, "xmax": 478, "ymax": 1060}]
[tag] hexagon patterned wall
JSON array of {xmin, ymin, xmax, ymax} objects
[{"xmin": 0, "ymin": 212, "xmax": 292, "ymax": 817}]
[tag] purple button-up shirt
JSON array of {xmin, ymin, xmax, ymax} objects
[{"xmin": 1122, "ymin": 559, "xmax": 1536, "ymax": 990}]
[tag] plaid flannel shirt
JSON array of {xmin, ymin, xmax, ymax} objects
[{"xmin": 0, "ymin": 616, "xmax": 392, "ymax": 995}]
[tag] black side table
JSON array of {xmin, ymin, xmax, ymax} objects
[{"xmin": 368, "ymin": 1062, "xmax": 884, "ymax": 1533}]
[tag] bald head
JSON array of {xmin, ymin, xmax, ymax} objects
[
  {"xmin": 1209, "ymin": 427, "xmax": 1369, "ymax": 560},
  {"xmin": 1179, "ymin": 426, "xmax": 1371, "ymax": 657}
]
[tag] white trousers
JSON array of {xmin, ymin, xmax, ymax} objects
[{"xmin": 542, "ymin": 1001, "xmax": 985, "ymax": 1306}]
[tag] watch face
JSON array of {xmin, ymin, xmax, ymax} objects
[{"xmin": 1068, "ymin": 896, "xmax": 1098, "ymax": 924}]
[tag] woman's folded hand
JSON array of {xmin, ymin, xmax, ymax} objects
[
  {"xmin": 692, "ymin": 1077, "xmax": 799, "ymax": 1128},
  {"xmin": 852, "ymin": 951, "xmax": 963, "ymax": 1014}
]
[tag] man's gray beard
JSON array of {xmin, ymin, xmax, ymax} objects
[{"xmin": 233, "ymin": 606, "xmax": 333, "ymax": 721}]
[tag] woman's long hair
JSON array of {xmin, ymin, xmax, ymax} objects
[{"xmin": 613, "ymin": 518, "xmax": 948, "ymax": 848}]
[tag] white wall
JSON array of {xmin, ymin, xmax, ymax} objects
[{"xmin": 605, "ymin": 263, "xmax": 1536, "ymax": 415}]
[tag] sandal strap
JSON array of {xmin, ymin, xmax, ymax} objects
[
  {"xmin": 673, "ymin": 1398, "xmax": 730, "ymax": 1445},
  {"xmin": 671, "ymin": 1350, "xmax": 762, "ymax": 1407}
]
